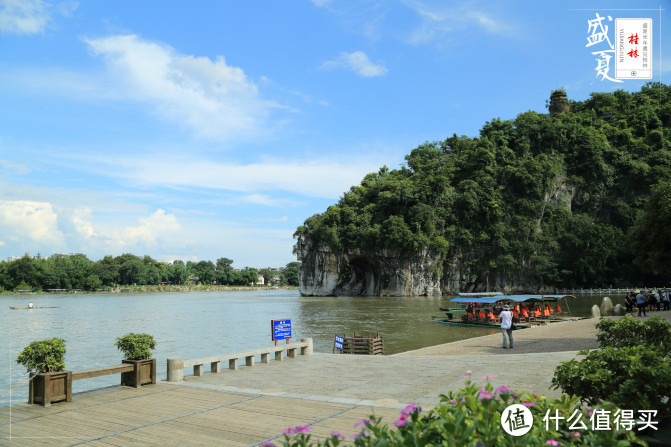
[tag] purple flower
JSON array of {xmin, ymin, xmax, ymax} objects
[
  {"xmin": 495, "ymin": 386, "xmax": 511, "ymax": 394},
  {"xmin": 331, "ymin": 431, "xmax": 345, "ymax": 440},
  {"xmin": 449, "ymin": 399, "xmax": 457, "ymax": 404},
  {"xmin": 282, "ymin": 426, "xmax": 311, "ymax": 435},
  {"xmin": 394, "ymin": 414, "xmax": 408, "ymax": 427},
  {"xmin": 546, "ymin": 441, "xmax": 559, "ymax": 446},
  {"xmin": 355, "ymin": 419, "xmax": 373, "ymax": 427},
  {"xmin": 460, "ymin": 370, "xmax": 473, "ymax": 378},
  {"xmin": 261, "ymin": 442, "xmax": 276, "ymax": 447},
  {"xmin": 481, "ymin": 374, "xmax": 497, "ymax": 380},
  {"xmin": 522, "ymin": 402, "xmax": 536, "ymax": 407},
  {"xmin": 572, "ymin": 432, "xmax": 581, "ymax": 438},
  {"xmin": 587, "ymin": 409, "xmax": 594, "ymax": 417},
  {"xmin": 478, "ymin": 387, "xmax": 495, "ymax": 401},
  {"xmin": 401, "ymin": 403, "xmax": 421, "ymax": 416}
]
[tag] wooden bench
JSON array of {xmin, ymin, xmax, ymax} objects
[
  {"xmin": 72, "ymin": 364, "xmax": 134, "ymax": 381},
  {"xmin": 71, "ymin": 359, "xmax": 156, "ymax": 388}
]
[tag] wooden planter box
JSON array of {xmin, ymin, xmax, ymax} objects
[
  {"xmin": 29, "ymin": 371, "xmax": 72, "ymax": 406},
  {"xmin": 120, "ymin": 358, "xmax": 156, "ymax": 388}
]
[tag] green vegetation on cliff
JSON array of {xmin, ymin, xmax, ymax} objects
[{"xmin": 295, "ymin": 83, "xmax": 671, "ymax": 288}]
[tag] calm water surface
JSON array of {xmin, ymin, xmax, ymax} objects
[{"xmin": 0, "ymin": 290, "xmax": 617, "ymax": 406}]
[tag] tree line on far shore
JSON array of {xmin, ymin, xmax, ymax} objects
[{"xmin": 0, "ymin": 253, "xmax": 301, "ymax": 292}]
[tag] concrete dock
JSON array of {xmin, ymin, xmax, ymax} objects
[{"xmin": 2, "ymin": 314, "xmax": 667, "ymax": 446}]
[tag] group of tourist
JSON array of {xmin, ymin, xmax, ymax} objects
[{"xmin": 625, "ymin": 289, "xmax": 671, "ymax": 316}]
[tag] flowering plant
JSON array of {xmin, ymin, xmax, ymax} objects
[{"xmin": 276, "ymin": 374, "xmax": 644, "ymax": 446}]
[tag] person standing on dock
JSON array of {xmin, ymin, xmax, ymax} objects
[
  {"xmin": 624, "ymin": 292, "xmax": 634, "ymax": 313},
  {"xmin": 636, "ymin": 290, "xmax": 647, "ymax": 317},
  {"xmin": 500, "ymin": 305, "xmax": 513, "ymax": 349}
]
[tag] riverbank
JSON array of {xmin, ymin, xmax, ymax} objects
[
  {"xmin": 398, "ymin": 310, "xmax": 671, "ymax": 356},
  {"xmin": 1, "ymin": 284, "xmax": 299, "ymax": 295}
]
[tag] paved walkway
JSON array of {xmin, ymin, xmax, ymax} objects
[{"xmin": 4, "ymin": 313, "xmax": 669, "ymax": 446}]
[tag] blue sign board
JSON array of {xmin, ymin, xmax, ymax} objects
[
  {"xmin": 271, "ymin": 319, "xmax": 292, "ymax": 341},
  {"xmin": 334, "ymin": 335, "xmax": 343, "ymax": 351}
]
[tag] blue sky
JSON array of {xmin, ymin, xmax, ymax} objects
[{"xmin": 0, "ymin": 0, "xmax": 669, "ymax": 268}]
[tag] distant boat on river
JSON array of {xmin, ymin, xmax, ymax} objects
[{"xmin": 9, "ymin": 306, "xmax": 59, "ymax": 310}]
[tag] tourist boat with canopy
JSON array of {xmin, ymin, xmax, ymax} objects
[{"xmin": 433, "ymin": 293, "xmax": 576, "ymax": 329}]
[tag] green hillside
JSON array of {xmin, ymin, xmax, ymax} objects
[{"xmin": 295, "ymin": 83, "xmax": 671, "ymax": 289}]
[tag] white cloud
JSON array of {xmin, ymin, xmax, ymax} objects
[
  {"xmin": 0, "ymin": 200, "xmax": 65, "ymax": 245},
  {"xmin": 82, "ymin": 154, "xmax": 383, "ymax": 200},
  {"xmin": 322, "ymin": 51, "xmax": 388, "ymax": 77},
  {"xmin": 404, "ymin": 1, "xmax": 512, "ymax": 45},
  {"xmin": 84, "ymin": 34, "xmax": 278, "ymax": 141},
  {"xmin": 112, "ymin": 209, "xmax": 180, "ymax": 247},
  {"xmin": 0, "ymin": 0, "xmax": 76, "ymax": 35},
  {"xmin": 70, "ymin": 208, "xmax": 95, "ymax": 239},
  {"xmin": 0, "ymin": 158, "xmax": 31, "ymax": 174}
]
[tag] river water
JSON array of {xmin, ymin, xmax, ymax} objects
[{"xmin": 0, "ymin": 290, "xmax": 619, "ymax": 406}]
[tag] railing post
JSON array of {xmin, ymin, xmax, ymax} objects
[
  {"xmin": 167, "ymin": 357, "xmax": 184, "ymax": 382},
  {"xmin": 300, "ymin": 338, "xmax": 313, "ymax": 356},
  {"xmin": 211, "ymin": 361, "xmax": 221, "ymax": 374},
  {"xmin": 229, "ymin": 358, "xmax": 238, "ymax": 370}
]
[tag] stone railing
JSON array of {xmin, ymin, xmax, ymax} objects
[
  {"xmin": 166, "ymin": 338, "xmax": 313, "ymax": 382},
  {"xmin": 557, "ymin": 288, "xmax": 668, "ymax": 294}
]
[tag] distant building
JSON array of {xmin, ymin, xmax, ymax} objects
[
  {"xmin": 256, "ymin": 273, "xmax": 265, "ymax": 286},
  {"xmin": 549, "ymin": 90, "xmax": 570, "ymax": 116}
]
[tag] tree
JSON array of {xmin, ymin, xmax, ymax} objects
[
  {"xmin": 193, "ymin": 260, "xmax": 216, "ymax": 285},
  {"xmin": 284, "ymin": 262, "xmax": 301, "ymax": 286},
  {"xmin": 117, "ymin": 254, "xmax": 145, "ymax": 285},
  {"xmin": 168, "ymin": 261, "xmax": 188, "ymax": 285},
  {"xmin": 93, "ymin": 255, "xmax": 118, "ymax": 286},
  {"xmin": 215, "ymin": 257, "xmax": 234, "ymax": 284},
  {"xmin": 7, "ymin": 256, "xmax": 36, "ymax": 290},
  {"xmin": 83, "ymin": 274, "xmax": 103, "ymax": 291},
  {"xmin": 630, "ymin": 180, "xmax": 671, "ymax": 275}
]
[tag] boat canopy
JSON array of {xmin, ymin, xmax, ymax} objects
[
  {"xmin": 456, "ymin": 292, "xmax": 504, "ymax": 297},
  {"xmin": 451, "ymin": 294, "xmax": 574, "ymax": 304}
]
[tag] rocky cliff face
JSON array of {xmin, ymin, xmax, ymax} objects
[
  {"xmin": 295, "ymin": 173, "xmax": 574, "ymax": 296},
  {"xmin": 295, "ymin": 234, "xmax": 558, "ymax": 296},
  {"xmin": 294, "ymin": 235, "xmax": 443, "ymax": 296}
]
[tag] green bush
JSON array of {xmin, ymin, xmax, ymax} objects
[
  {"xmin": 114, "ymin": 333, "xmax": 156, "ymax": 360},
  {"xmin": 552, "ymin": 346, "xmax": 671, "ymax": 420},
  {"xmin": 14, "ymin": 281, "xmax": 34, "ymax": 292},
  {"xmin": 553, "ymin": 315, "xmax": 671, "ymax": 421},
  {"xmin": 275, "ymin": 375, "xmax": 643, "ymax": 446},
  {"xmin": 16, "ymin": 338, "xmax": 66, "ymax": 373},
  {"xmin": 596, "ymin": 315, "xmax": 671, "ymax": 352}
]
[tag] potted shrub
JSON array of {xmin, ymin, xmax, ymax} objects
[
  {"xmin": 16, "ymin": 338, "xmax": 71, "ymax": 406},
  {"xmin": 115, "ymin": 333, "xmax": 157, "ymax": 388}
]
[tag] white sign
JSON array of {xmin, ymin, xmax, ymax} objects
[
  {"xmin": 501, "ymin": 404, "xmax": 533, "ymax": 436},
  {"xmin": 615, "ymin": 18, "xmax": 652, "ymax": 79}
]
